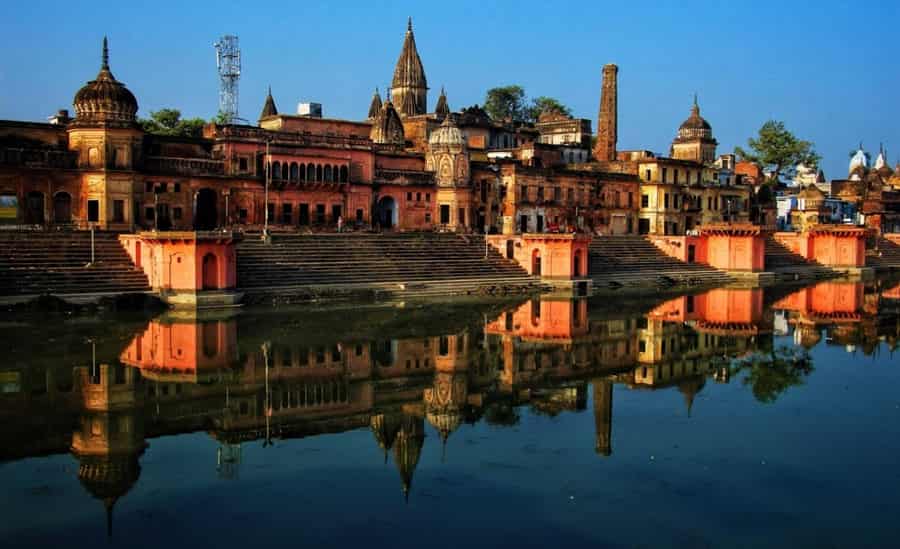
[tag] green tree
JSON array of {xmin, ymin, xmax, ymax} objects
[
  {"xmin": 525, "ymin": 96, "xmax": 572, "ymax": 121},
  {"xmin": 731, "ymin": 345, "xmax": 813, "ymax": 404},
  {"xmin": 735, "ymin": 120, "xmax": 820, "ymax": 183},
  {"xmin": 485, "ymin": 85, "xmax": 527, "ymax": 122},
  {"xmin": 212, "ymin": 110, "xmax": 232, "ymax": 126},
  {"xmin": 139, "ymin": 108, "xmax": 205, "ymax": 137}
]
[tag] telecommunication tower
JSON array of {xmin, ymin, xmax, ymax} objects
[{"xmin": 214, "ymin": 35, "xmax": 241, "ymax": 124}]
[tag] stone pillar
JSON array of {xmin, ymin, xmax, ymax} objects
[{"xmin": 593, "ymin": 64, "xmax": 618, "ymax": 162}]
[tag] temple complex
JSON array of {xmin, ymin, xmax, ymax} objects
[{"xmin": 0, "ymin": 21, "xmax": 898, "ymax": 306}]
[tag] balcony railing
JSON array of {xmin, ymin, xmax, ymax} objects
[{"xmin": 144, "ymin": 156, "xmax": 225, "ymax": 176}]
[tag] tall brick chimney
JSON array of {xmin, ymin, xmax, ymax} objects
[{"xmin": 593, "ymin": 64, "xmax": 618, "ymax": 162}]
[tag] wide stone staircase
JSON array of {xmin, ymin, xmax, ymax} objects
[
  {"xmin": 0, "ymin": 231, "xmax": 150, "ymax": 298},
  {"xmin": 236, "ymin": 233, "xmax": 541, "ymax": 299},
  {"xmin": 589, "ymin": 236, "xmax": 731, "ymax": 290},
  {"xmin": 868, "ymin": 237, "xmax": 900, "ymax": 271},
  {"xmin": 764, "ymin": 237, "xmax": 835, "ymax": 278}
]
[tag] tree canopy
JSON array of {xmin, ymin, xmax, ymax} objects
[
  {"xmin": 484, "ymin": 86, "xmax": 572, "ymax": 123},
  {"xmin": 734, "ymin": 120, "xmax": 820, "ymax": 183},
  {"xmin": 139, "ymin": 108, "xmax": 206, "ymax": 137}
]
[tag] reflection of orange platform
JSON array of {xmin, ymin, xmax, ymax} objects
[
  {"xmin": 774, "ymin": 282, "xmax": 864, "ymax": 321},
  {"xmin": 486, "ymin": 299, "xmax": 589, "ymax": 342},
  {"xmin": 648, "ymin": 288, "xmax": 765, "ymax": 335},
  {"xmin": 119, "ymin": 320, "xmax": 238, "ymax": 381},
  {"xmin": 883, "ymin": 282, "xmax": 900, "ymax": 300}
]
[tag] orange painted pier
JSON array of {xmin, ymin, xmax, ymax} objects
[{"xmin": 487, "ymin": 233, "xmax": 592, "ymax": 297}]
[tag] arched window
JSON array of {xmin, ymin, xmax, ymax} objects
[
  {"xmin": 316, "ymin": 164, "xmax": 323, "ymax": 182},
  {"xmin": 339, "ymin": 165, "xmax": 348, "ymax": 183},
  {"xmin": 281, "ymin": 163, "xmax": 289, "ymax": 180},
  {"xmin": 324, "ymin": 165, "xmax": 332, "ymax": 182},
  {"xmin": 299, "ymin": 163, "xmax": 306, "ymax": 181},
  {"xmin": 307, "ymin": 164, "xmax": 315, "ymax": 181},
  {"xmin": 272, "ymin": 161, "xmax": 281, "ymax": 179},
  {"xmin": 290, "ymin": 162, "xmax": 299, "ymax": 181}
]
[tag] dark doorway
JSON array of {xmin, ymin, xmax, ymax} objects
[
  {"xmin": 687, "ymin": 244, "xmax": 696, "ymax": 263},
  {"xmin": 202, "ymin": 253, "xmax": 219, "ymax": 290},
  {"xmin": 377, "ymin": 196, "xmax": 396, "ymax": 229},
  {"xmin": 477, "ymin": 211, "xmax": 486, "ymax": 233},
  {"xmin": 331, "ymin": 205, "xmax": 342, "ymax": 226},
  {"xmin": 532, "ymin": 249, "xmax": 541, "ymax": 276},
  {"xmin": 536, "ymin": 215, "xmax": 544, "ymax": 233},
  {"xmin": 299, "ymin": 203, "xmax": 310, "ymax": 226},
  {"xmin": 53, "ymin": 192, "xmax": 72, "ymax": 224},
  {"xmin": 195, "ymin": 188, "xmax": 217, "ymax": 230},
  {"xmin": 506, "ymin": 240, "xmax": 515, "ymax": 259},
  {"xmin": 638, "ymin": 218, "xmax": 650, "ymax": 235},
  {"xmin": 520, "ymin": 215, "xmax": 528, "ymax": 233},
  {"xmin": 440, "ymin": 204, "xmax": 450, "ymax": 225},
  {"xmin": 156, "ymin": 204, "xmax": 172, "ymax": 230},
  {"xmin": 25, "ymin": 192, "xmax": 44, "ymax": 225}
]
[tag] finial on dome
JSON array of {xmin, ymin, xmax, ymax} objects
[
  {"xmin": 102, "ymin": 36, "xmax": 109, "ymax": 70},
  {"xmin": 408, "ymin": 16, "xmax": 413, "ymax": 31}
]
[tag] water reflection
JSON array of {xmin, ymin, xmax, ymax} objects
[{"xmin": 1, "ymin": 277, "xmax": 900, "ymax": 542}]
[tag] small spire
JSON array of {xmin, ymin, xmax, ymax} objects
[
  {"xmin": 408, "ymin": 16, "xmax": 413, "ymax": 32},
  {"xmin": 101, "ymin": 36, "xmax": 109, "ymax": 70}
]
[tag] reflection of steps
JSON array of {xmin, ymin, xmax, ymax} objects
[
  {"xmin": 764, "ymin": 237, "xmax": 835, "ymax": 277},
  {"xmin": 236, "ymin": 233, "xmax": 540, "ymax": 297},
  {"xmin": 0, "ymin": 231, "xmax": 150, "ymax": 296},
  {"xmin": 869, "ymin": 237, "xmax": 900, "ymax": 270},
  {"xmin": 589, "ymin": 236, "xmax": 730, "ymax": 289}
]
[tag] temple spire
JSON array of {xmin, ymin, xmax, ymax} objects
[
  {"xmin": 259, "ymin": 85, "xmax": 278, "ymax": 120},
  {"xmin": 408, "ymin": 16, "xmax": 413, "ymax": 32},
  {"xmin": 102, "ymin": 36, "xmax": 109, "ymax": 70},
  {"xmin": 391, "ymin": 18, "xmax": 427, "ymax": 116}
]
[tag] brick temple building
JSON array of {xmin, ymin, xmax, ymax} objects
[{"xmin": 5, "ymin": 20, "xmax": 757, "ymax": 238}]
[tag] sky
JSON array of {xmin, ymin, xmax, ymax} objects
[{"xmin": 1, "ymin": 0, "xmax": 897, "ymax": 179}]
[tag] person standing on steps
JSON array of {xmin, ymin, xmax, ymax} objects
[{"xmin": 337, "ymin": 215, "xmax": 343, "ymax": 233}]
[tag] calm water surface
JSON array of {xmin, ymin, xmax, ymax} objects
[{"xmin": 1, "ymin": 279, "xmax": 899, "ymax": 548}]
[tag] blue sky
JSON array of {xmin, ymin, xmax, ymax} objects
[{"xmin": 1, "ymin": 0, "xmax": 897, "ymax": 178}]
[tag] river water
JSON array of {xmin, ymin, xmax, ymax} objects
[{"xmin": 1, "ymin": 278, "xmax": 899, "ymax": 548}]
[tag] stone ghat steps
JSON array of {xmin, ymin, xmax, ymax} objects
[
  {"xmin": 869, "ymin": 238, "xmax": 900, "ymax": 269},
  {"xmin": 0, "ymin": 232, "xmax": 150, "ymax": 296},
  {"xmin": 763, "ymin": 237, "xmax": 820, "ymax": 269},
  {"xmin": 588, "ymin": 236, "xmax": 731, "ymax": 288},
  {"xmin": 236, "ymin": 233, "xmax": 535, "ymax": 291}
]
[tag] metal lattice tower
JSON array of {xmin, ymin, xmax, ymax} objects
[{"xmin": 214, "ymin": 35, "xmax": 241, "ymax": 124}]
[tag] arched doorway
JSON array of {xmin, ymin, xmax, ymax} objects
[
  {"xmin": 195, "ymin": 189, "xmax": 217, "ymax": 230},
  {"xmin": 531, "ymin": 249, "xmax": 542, "ymax": 276},
  {"xmin": 53, "ymin": 192, "xmax": 72, "ymax": 224},
  {"xmin": 573, "ymin": 249, "xmax": 583, "ymax": 277},
  {"xmin": 25, "ymin": 192, "xmax": 44, "ymax": 225},
  {"xmin": 202, "ymin": 253, "xmax": 219, "ymax": 290},
  {"xmin": 376, "ymin": 196, "xmax": 396, "ymax": 229}
]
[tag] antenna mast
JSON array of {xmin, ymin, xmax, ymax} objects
[{"xmin": 213, "ymin": 35, "xmax": 241, "ymax": 124}]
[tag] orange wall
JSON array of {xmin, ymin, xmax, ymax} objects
[
  {"xmin": 487, "ymin": 234, "xmax": 590, "ymax": 278},
  {"xmin": 120, "ymin": 234, "xmax": 237, "ymax": 291},
  {"xmin": 706, "ymin": 234, "xmax": 765, "ymax": 271}
]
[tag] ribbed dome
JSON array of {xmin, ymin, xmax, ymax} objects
[
  {"xmin": 849, "ymin": 145, "xmax": 868, "ymax": 175},
  {"xmin": 428, "ymin": 115, "xmax": 464, "ymax": 147},
  {"xmin": 677, "ymin": 97, "xmax": 712, "ymax": 140},
  {"xmin": 73, "ymin": 38, "xmax": 138, "ymax": 125},
  {"xmin": 370, "ymin": 98, "xmax": 405, "ymax": 147}
]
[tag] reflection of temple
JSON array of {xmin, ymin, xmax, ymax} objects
[
  {"xmin": 631, "ymin": 288, "xmax": 766, "ymax": 390},
  {"xmin": 71, "ymin": 361, "xmax": 145, "ymax": 537},
  {"xmin": 4, "ymin": 282, "xmax": 899, "ymax": 511}
]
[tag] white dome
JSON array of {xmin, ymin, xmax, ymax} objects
[
  {"xmin": 428, "ymin": 116, "xmax": 465, "ymax": 147},
  {"xmin": 874, "ymin": 150, "xmax": 887, "ymax": 171},
  {"xmin": 849, "ymin": 146, "xmax": 868, "ymax": 174}
]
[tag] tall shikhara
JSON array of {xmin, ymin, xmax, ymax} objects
[
  {"xmin": 391, "ymin": 17, "xmax": 427, "ymax": 117},
  {"xmin": 593, "ymin": 64, "xmax": 618, "ymax": 162}
]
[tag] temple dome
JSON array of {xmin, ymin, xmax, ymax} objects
[
  {"xmin": 73, "ymin": 38, "xmax": 138, "ymax": 126},
  {"xmin": 434, "ymin": 86, "xmax": 450, "ymax": 119},
  {"xmin": 370, "ymin": 98, "xmax": 405, "ymax": 147},
  {"xmin": 428, "ymin": 115, "xmax": 464, "ymax": 147},
  {"xmin": 676, "ymin": 97, "xmax": 712, "ymax": 140},
  {"xmin": 849, "ymin": 145, "xmax": 868, "ymax": 175}
]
